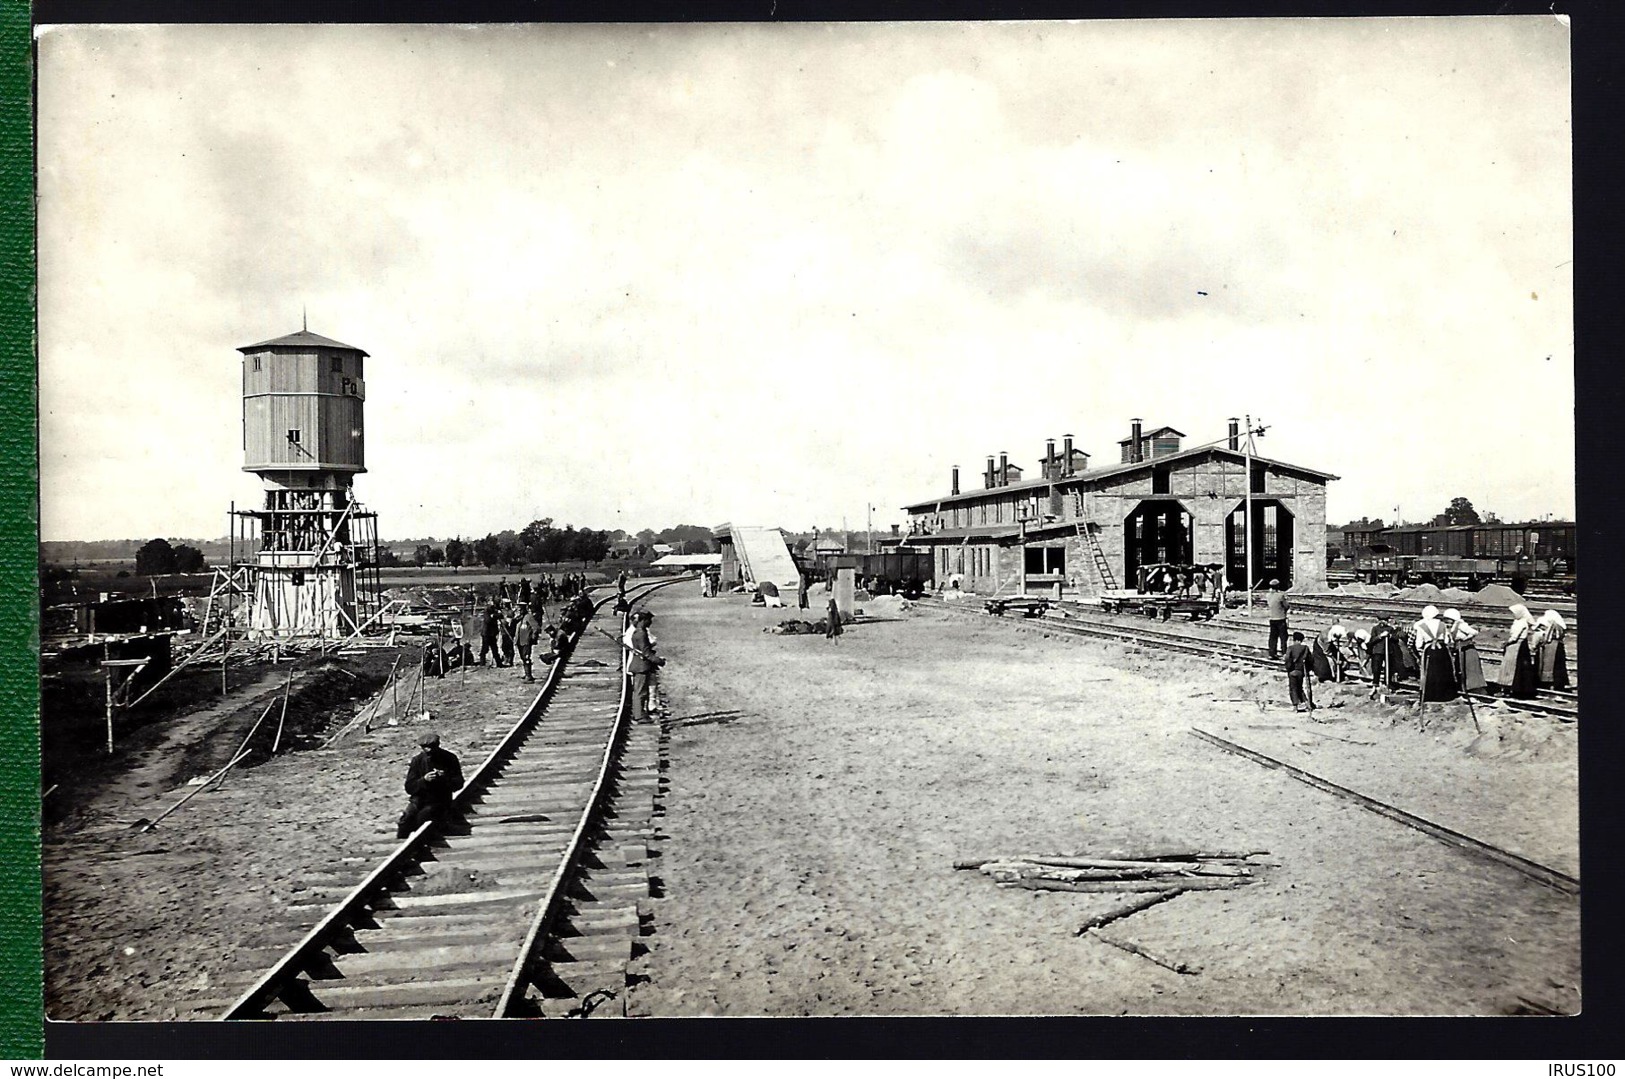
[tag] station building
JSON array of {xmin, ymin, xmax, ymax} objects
[{"xmin": 902, "ymin": 419, "xmax": 1337, "ymax": 596}]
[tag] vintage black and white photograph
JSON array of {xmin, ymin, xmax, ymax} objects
[{"xmin": 35, "ymin": 17, "xmax": 1575, "ymax": 1021}]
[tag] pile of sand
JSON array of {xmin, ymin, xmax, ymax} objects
[
  {"xmin": 1395, "ymin": 583, "xmax": 1448, "ymax": 603},
  {"xmin": 1438, "ymin": 587, "xmax": 1476, "ymax": 604},
  {"xmin": 862, "ymin": 594, "xmax": 914, "ymax": 617},
  {"xmin": 1474, "ymin": 583, "xmax": 1526, "ymax": 607}
]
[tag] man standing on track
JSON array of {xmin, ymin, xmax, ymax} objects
[
  {"xmin": 515, "ymin": 608, "xmax": 540, "ymax": 683},
  {"xmin": 396, "ymin": 732, "xmax": 464, "ymax": 839},
  {"xmin": 624, "ymin": 610, "xmax": 664, "ymax": 722},
  {"xmin": 1264, "ymin": 579, "xmax": 1289, "ymax": 660}
]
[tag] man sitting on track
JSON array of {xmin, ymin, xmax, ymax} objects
[{"xmin": 396, "ymin": 732, "xmax": 464, "ymax": 839}]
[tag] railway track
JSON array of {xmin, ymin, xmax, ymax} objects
[
  {"xmin": 218, "ymin": 577, "xmax": 686, "ymax": 1021},
  {"xmin": 1274, "ymin": 594, "xmax": 1577, "ymax": 633},
  {"xmin": 919, "ymin": 598, "xmax": 1578, "ymax": 721}
]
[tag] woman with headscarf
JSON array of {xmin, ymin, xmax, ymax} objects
[
  {"xmin": 825, "ymin": 594, "xmax": 843, "ymax": 642},
  {"xmin": 1349, "ymin": 626, "xmax": 1372, "ymax": 680},
  {"xmin": 1496, "ymin": 604, "xmax": 1540, "ymax": 698},
  {"xmin": 1537, "ymin": 610, "xmax": 1570, "ymax": 690},
  {"xmin": 1321, "ymin": 623, "xmax": 1349, "ymax": 682},
  {"xmin": 1443, "ymin": 609, "xmax": 1487, "ymax": 693},
  {"xmin": 1412, "ymin": 604, "xmax": 1457, "ymax": 701}
]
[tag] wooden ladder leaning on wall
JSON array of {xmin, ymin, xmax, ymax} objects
[{"xmin": 1074, "ymin": 515, "xmax": 1118, "ymax": 593}]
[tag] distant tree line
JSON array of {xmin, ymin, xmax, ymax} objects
[
  {"xmin": 134, "ymin": 537, "xmax": 207, "ymax": 575},
  {"xmin": 433, "ymin": 519, "xmax": 615, "ymax": 570}
]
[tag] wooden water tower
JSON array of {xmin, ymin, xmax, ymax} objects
[{"xmin": 228, "ymin": 328, "xmax": 382, "ymax": 640}]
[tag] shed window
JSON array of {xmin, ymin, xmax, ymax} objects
[
  {"xmin": 1024, "ymin": 547, "xmax": 1066, "ymax": 574},
  {"xmin": 1250, "ymin": 463, "xmax": 1267, "ymax": 493},
  {"xmin": 251, "ymin": 356, "xmax": 262, "ymax": 372},
  {"xmin": 1152, "ymin": 464, "xmax": 1171, "ymax": 495},
  {"xmin": 330, "ymin": 356, "xmax": 343, "ymax": 373},
  {"xmin": 287, "ymin": 429, "xmax": 302, "ymax": 444}
]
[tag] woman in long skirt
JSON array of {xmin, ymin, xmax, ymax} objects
[
  {"xmin": 1413, "ymin": 605, "xmax": 1457, "ymax": 702},
  {"xmin": 1444, "ymin": 609, "xmax": 1487, "ymax": 693},
  {"xmin": 1497, "ymin": 604, "xmax": 1540, "ymax": 698},
  {"xmin": 1537, "ymin": 610, "xmax": 1570, "ymax": 690}
]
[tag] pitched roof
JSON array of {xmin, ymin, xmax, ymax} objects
[
  {"xmin": 901, "ymin": 445, "xmax": 1338, "ymax": 512},
  {"xmin": 1117, "ymin": 426, "xmax": 1186, "ymax": 444},
  {"xmin": 238, "ymin": 329, "xmax": 370, "ymax": 356}
]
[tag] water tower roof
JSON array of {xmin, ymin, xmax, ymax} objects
[{"xmin": 238, "ymin": 329, "xmax": 369, "ymax": 357}]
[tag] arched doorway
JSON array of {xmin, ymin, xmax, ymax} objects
[
  {"xmin": 1225, "ymin": 500, "xmax": 1295, "ymax": 589},
  {"xmin": 1123, "ymin": 500, "xmax": 1194, "ymax": 588}
]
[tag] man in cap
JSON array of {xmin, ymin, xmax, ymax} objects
[
  {"xmin": 1284, "ymin": 631, "xmax": 1313, "ymax": 712},
  {"xmin": 396, "ymin": 731, "xmax": 464, "ymax": 839},
  {"xmin": 623, "ymin": 609, "xmax": 665, "ymax": 722},
  {"xmin": 1264, "ymin": 579, "xmax": 1289, "ymax": 660}
]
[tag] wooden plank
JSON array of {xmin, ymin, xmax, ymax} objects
[
  {"xmin": 1075, "ymin": 888, "xmax": 1189, "ymax": 935},
  {"xmin": 1086, "ymin": 929, "xmax": 1200, "ymax": 975}
]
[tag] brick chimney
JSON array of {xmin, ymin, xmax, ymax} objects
[
  {"xmin": 1131, "ymin": 418, "xmax": 1143, "ymax": 463},
  {"xmin": 951, "ymin": 465, "xmax": 960, "ymax": 496},
  {"xmin": 1062, "ymin": 434, "xmax": 1075, "ymax": 476},
  {"xmin": 1228, "ymin": 417, "xmax": 1240, "ymax": 451},
  {"xmin": 1044, "ymin": 438, "xmax": 1057, "ymax": 480},
  {"xmin": 985, "ymin": 456, "xmax": 995, "ymax": 490},
  {"xmin": 998, "ymin": 451, "xmax": 1009, "ymax": 487}
]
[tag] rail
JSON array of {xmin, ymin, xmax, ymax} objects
[
  {"xmin": 220, "ymin": 574, "xmax": 691, "ymax": 1020},
  {"xmin": 493, "ymin": 602, "xmax": 636, "ymax": 1016},
  {"xmin": 921, "ymin": 597, "xmax": 1577, "ymax": 721}
]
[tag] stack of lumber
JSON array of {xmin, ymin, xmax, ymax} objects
[{"xmin": 954, "ymin": 851, "xmax": 1266, "ymax": 893}]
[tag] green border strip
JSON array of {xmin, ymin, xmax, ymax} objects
[{"xmin": 1, "ymin": 3, "xmax": 41, "ymax": 1061}]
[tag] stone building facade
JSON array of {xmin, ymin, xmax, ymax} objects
[{"xmin": 903, "ymin": 421, "xmax": 1336, "ymax": 597}]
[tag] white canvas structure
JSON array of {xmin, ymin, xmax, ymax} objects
[{"xmin": 730, "ymin": 526, "xmax": 802, "ymax": 588}]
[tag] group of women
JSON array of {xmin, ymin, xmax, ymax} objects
[{"xmin": 1306, "ymin": 603, "xmax": 1568, "ymax": 703}]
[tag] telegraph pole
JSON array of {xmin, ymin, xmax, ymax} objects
[{"xmin": 1244, "ymin": 415, "xmax": 1255, "ymax": 613}]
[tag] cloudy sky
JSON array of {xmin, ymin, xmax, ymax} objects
[{"xmin": 37, "ymin": 18, "xmax": 1572, "ymax": 542}]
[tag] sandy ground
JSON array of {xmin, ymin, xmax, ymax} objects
[
  {"xmin": 40, "ymin": 588, "xmax": 1580, "ymax": 1022},
  {"xmin": 42, "ymin": 647, "xmax": 556, "ymax": 1021},
  {"xmin": 627, "ymin": 589, "xmax": 1580, "ymax": 1017}
]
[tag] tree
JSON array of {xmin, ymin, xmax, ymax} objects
[
  {"xmin": 474, "ymin": 533, "xmax": 502, "ymax": 568},
  {"xmin": 1441, "ymin": 497, "xmax": 1481, "ymax": 526},
  {"xmin": 427, "ymin": 546, "xmax": 445, "ymax": 565},
  {"xmin": 135, "ymin": 538, "xmax": 177, "ymax": 576},
  {"xmin": 172, "ymin": 544, "xmax": 206, "ymax": 573},
  {"xmin": 445, "ymin": 537, "xmax": 466, "ymax": 567},
  {"xmin": 499, "ymin": 535, "xmax": 528, "ymax": 568},
  {"xmin": 413, "ymin": 544, "xmax": 433, "ymax": 567}
]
